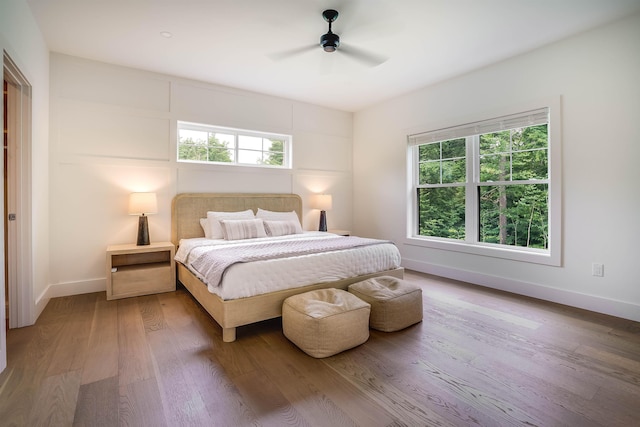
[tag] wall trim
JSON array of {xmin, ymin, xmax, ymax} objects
[
  {"xmin": 36, "ymin": 278, "xmax": 106, "ymax": 316},
  {"xmin": 402, "ymin": 258, "xmax": 640, "ymax": 322}
]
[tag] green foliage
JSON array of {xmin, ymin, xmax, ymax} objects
[
  {"xmin": 178, "ymin": 134, "xmax": 233, "ymax": 163},
  {"xmin": 479, "ymin": 184, "xmax": 548, "ymax": 248},
  {"xmin": 418, "ymin": 187, "xmax": 465, "ymax": 239},
  {"xmin": 418, "ymin": 125, "xmax": 549, "ymax": 249},
  {"xmin": 260, "ymin": 139, "xmax": 285, "ymax": 166},
  {"xmin": 418, "ymin": 138, "xmax": 466, "ymax": 184},
  {"xmin": 480, "ymin": 125, "xmax": 548, "ymax": 181}
]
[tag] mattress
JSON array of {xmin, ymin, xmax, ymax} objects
[{"xmin": 175, "ymin": 231, "xmax": 401, "ymax": 300}]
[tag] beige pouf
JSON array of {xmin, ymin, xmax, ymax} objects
[
  {"xmin": 348, "ymin": 276, "xmax": 423, "ymax": 332},
  {"xmin": 282, "ymin": 288, "xmax": 371, "ymax": 358}
]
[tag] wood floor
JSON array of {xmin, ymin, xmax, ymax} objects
[{"xmin": 0, "ymin": 270, "xmax": 639, "ymax": 426}]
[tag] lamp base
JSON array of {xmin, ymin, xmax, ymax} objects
[
  {"xmin": 319, "ymin": 210, "xmax": 327, "ymax": 232},
  {"xmin": 137, "ymin": 215, "xmax": 150, "ymax": 246}
]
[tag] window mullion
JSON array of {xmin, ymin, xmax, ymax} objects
[
  {"xmin": 465, "ymin": 135, "xmax": 478, "ymax": 243},
  {"xmin": 439, "ymin": 142, "xmax": 443, "ymax": 184},
  {"xmin": 509, "ymin": 130, "xmax": 514, "ymax": 181}
]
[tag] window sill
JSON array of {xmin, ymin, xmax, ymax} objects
[
  {"xmin": 404, "ymin": 236, "xmax": 560, "ymax": 266},
  {"xmin": 176, "ymin": 161, "xmax": 292, "ymax": 173}
]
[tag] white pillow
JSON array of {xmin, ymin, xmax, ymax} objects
[
  {"xmin": 263, "ymin": 220, "xmax": 303, "ymax": 237},
  {"xmin": 199, "ymin": 218, "xmax": 211, "ymax": 238},
  {"xmin": 207, "ymin": 209, "xmax": 255, "ymax": 239},
  {"xmin": 219, "ymin": 218, "xmax": 267, "ymax": 240},
  {"xmin": 256, "ymin": 209, "xmax": 303, "ymax": 234}
]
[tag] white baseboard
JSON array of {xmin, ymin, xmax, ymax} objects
[
  {"xmin": 402, "ymin": 258, "xmax": 640, "ymax": 322},
  {"xmin": 36, "ymin": 278, "xmax": 106, "ymax": 318}
]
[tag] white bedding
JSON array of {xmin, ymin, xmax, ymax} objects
[{"xmin": 175, "ymin": 231, "xmax": 401, "ymax": 300}]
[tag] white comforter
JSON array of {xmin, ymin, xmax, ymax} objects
[{"xmin": 175, "ymin": 232, "xmax": 401, "ymax": 300}]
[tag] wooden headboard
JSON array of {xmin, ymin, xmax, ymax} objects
[{"xmin": 171, "ymin": 193, "xmax": 303, "ymax": 245}]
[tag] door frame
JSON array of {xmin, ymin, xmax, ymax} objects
[{"xmin": 3, "ymin": 52, "xmax": 34, "ymax": 333}]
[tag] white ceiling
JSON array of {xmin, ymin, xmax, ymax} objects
[{"xmin": 26, "ymin": 0, "xmax": 640, "ymax": 112}]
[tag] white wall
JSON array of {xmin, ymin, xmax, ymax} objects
[
  {"xmin": 0, "ymin": 0, "xmax": 50, "ymax": 372},
  {"xmin": 46, "ymin": 53, "xmax": 353, "ymax": 299},
  {"xmin": 353, "ymin": 13, "xmax": 640, "ymax": 321},
  {"xmin": 1, "ymin": 3, "xmax": 50, "ymax": 315}
]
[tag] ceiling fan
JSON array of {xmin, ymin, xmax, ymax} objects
[
  {"xmin": 320, "ymin": 9, "xmax": 340, "ymax": 52},
  {"xmin": 269, "ymin": 9, "xmax": 388, "ymax": 67}
]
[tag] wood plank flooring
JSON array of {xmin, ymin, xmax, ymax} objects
[{"xmin": 0, "ymin": 270, "xmax": 638, "ymax": 426}]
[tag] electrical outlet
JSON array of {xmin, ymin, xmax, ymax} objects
[{"xmin": 592, "ymin": 263, "xmax": 604, "ymax": 277}]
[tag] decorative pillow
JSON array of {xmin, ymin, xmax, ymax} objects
[
  {"xmin": 207, "ymin": 209, "xmax": 255, "ymax": 239},
  {"xmin": 199, "ymin": 218, "xmax": 211, "ymax": 238},
  {"xmin": 256, "ymin": 209, "xmax": 303, "ymax": 234},
  {"xmin": 263, "ymin": 220, "xmax": 303, "ymax": 237},
  {"xmin": 219, "ymin": 218, "xmax": 267, "ymax": 240}
]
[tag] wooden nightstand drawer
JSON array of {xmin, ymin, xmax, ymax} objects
[
  {"xmin": 106, "ymin": 242, "xmax": 176, "ymax": 300},
  {"xmin": 111, "ymin": 264, "xmax": 174, "ymax": 297}
]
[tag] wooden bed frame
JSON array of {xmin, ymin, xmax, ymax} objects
[{"xmin": 171, "ymin": 193, "xmax": 404, "ymax": 342}]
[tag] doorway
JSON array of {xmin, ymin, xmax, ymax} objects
[{"xmin": 3, "ymin": 52, "xmax": 33, "ymax": 332}]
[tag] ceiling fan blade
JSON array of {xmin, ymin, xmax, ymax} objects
[
  {"xmin": 268, "ymin": 44, "xmax": 317, "ymax": 61},
  {"xmin": 319, "ymin": 53, "xmax": 336, "ymax": 75},
  {"xmin": 338, "ymin": 44, "xmax": 388, "ymax": 67}
]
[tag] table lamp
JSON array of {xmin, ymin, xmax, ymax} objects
[
  {"xmin": 128, "ymin": 192, "xmax": 157, "ymax": 245},
  {"xmin": 314, "ymin": 194, "xmax": 332, "ymax": 232}
]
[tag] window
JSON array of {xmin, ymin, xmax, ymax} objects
[
  {"xmin": 408, "ymin": 104, "xmax": 561, "ymax": 265},
  {"xmin": 177, "ymin": 121, "xmax": 291, "ymax": 168}
]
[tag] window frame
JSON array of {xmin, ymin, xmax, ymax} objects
[
  {"xmin": 406, "ymin": 98, "xmax": 562, "ymax": 266},
  {"xmin": 177, "ymin": 121, "xmax": 292, "ymax": 169}
]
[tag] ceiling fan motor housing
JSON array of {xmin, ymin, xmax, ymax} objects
[{"xmin": 320, "ymin": 32, "xmax": 340, "ymax": 52}]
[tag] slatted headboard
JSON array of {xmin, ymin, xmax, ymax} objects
[{"xmin": 171, "ymin": 193, "xmax": 303, "ymax": 246}]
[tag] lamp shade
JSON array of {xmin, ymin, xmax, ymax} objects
[
  {"xmin": 128, "ymin": 192, "xmax": 158, "ymax": 215},
  {"xmin": 314, "ymin": 194, "xmax": 333, "ymax": 211}
]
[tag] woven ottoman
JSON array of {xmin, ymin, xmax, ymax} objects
[
  {"xmin": 348, "ymin": 276, "xmax": 423, "ymax": 332},
  {"xmin": 282, "ymin": 288, "xmax": 371, "ymax": 358}
]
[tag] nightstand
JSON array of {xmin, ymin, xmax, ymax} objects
[{"xmin": 106, "ymin": 242, "xmax": 176, "ymax": 300}]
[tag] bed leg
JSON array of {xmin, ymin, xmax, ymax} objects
[{"xmin": 222, "ymin": 327, "xmax": 237, "ymax": 342}]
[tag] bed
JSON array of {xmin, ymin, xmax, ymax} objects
[{"xmin": 171, "ymin": 193, "xmax": 404, "ymax": 342}]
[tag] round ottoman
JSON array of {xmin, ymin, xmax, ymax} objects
[
  {"xmin": 282, "ymin": 288, "xmax": 371, "ymax": 358},
  {"xmin": 348, "ymin": 276, "xmax": 423, "ymax": 332}
]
